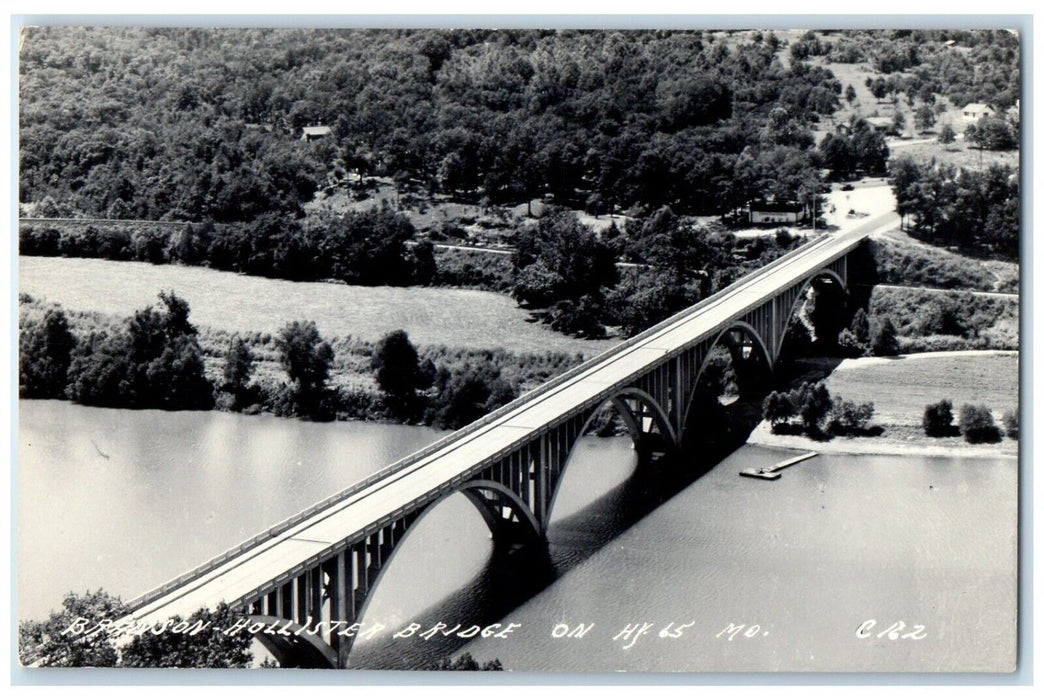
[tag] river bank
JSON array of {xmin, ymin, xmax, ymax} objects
[{"xmin": 749, "ymin": 350, "xmax": 1019, "ymax": 458}]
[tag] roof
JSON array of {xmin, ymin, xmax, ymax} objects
[
  {"xmin": 865, "ymin": 116, "xmax": 893, "ymax": 127},
  {"xmin": 748, "ymin": 200, "xmax": 804, "ymax": 213},
  {"xmin": 302, "ymin": 125, "xmax": 333, "ymax": 137},
  {"xmin": 962, "ymin": 103, "xmax": 994, "ymax": 112}
]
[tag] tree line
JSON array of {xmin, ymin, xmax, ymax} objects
[
  {"xmin": 20, "ymin": 205, "xmax": 436, "ymax": 286},
  {"xmin": 21, "ymin": 205, "xmax": 804, "ymax": 339},
  {"xmin": 19, "ymin": 294, "xmax": 532, "ymax": 431},
  {"xmin": 890, "ymin": 157, "xmax": 1019, "ymax": 260}
]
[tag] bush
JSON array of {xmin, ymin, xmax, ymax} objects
[
  {"xmin": 923, "ymin": 399, "xmax": 957, "ymax": 437},
  {"xmin": 837, "ymin": 328, "xmax": 865, "ymax": 358},
  {"xmin": 826, "ymin": 397, "xmax": 877, "ymax": 436},
  {"xmin": 1002, "ymin": 409, "xmax": 1018, "ymax": 440},
  {"xmin": 958, "ymin": 404, "xmax": 1003, "ymax": 444}
]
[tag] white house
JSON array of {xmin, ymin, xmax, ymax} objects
[
  {"xmin": 301, "ymin": 125, "xmax": 333, "ymax": 141},
  {"xmin": 961, "ymin": 103, "xmax": 995, "ymax": 122}
]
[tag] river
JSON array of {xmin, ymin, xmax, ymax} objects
[{"xmin": 17, "ymin": 400, "xmax": 1017, "ymax": 672}]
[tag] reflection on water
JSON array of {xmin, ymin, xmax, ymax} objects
[{"xmin": 18, "ymin": 401, "xmax": 1017, "ymax": 672}]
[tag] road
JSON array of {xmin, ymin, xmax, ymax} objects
[{"xmin": 123, "ymin": 212, "xmax": 899, "ymax": 625}]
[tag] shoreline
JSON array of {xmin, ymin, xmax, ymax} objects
[
  {"xmin": 749, "ymin": 350, "xmax": 1020, "ymax": 460},
  {"xmin": 747, "ymin": 421, "xmax": 1018, "ymax": 459}
]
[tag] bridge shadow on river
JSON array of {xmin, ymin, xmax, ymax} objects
[{"xmin": 346, "ymin": 396, "xmax": 773, "ymax": 670}]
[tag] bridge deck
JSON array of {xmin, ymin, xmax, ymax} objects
[{"xmin": 125, "ymin": 215, "xmax": 897, "ymax": 624}]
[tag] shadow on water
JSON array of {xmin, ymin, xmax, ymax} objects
[{"xmin": 349, "ymin": 397, "xmax": 768, "ymax": 670}]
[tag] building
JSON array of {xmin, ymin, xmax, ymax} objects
[
  {"xmin": 748, "ymin": 200, "xmax": 807, "ymax": 224},
  {"xmin": 864, "ymin": 116, "xmax": 893, "ymax": 134},
  {"xmin": 961, "ymin": 103, "xmax": 995, "ymax": 122},
  {"xmin": 301, "ymin": 125, "xmax": 333, "ymax": 141}
]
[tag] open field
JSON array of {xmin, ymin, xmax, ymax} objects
[
  {"xmin": 750, "ymin": 350, "xmax": 1019, "ymax": 457},
  {"xmin": 18, "ymin": 256, "xmax": 617, "ymax": 356}
]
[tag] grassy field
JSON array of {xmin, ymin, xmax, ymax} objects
[
  {"xmin": 825, "ymin": 351, "xmax": 1019, "ymax": 428},
  {"xmin": 751, "ymin": 350, "xmax": 1019, "ymax": 456},
  {"xmin": 18, "ymin": 256, "xmax": 617, "ymax": 356}
]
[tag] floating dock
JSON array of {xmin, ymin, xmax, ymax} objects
[{"xmin": 740, "ymin": 451, "xmax": 818, "ymax": 480}]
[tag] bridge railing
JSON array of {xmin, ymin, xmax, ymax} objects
[{"xmin": 125, "ymin": 231, "xmax": 848, "ymax": 612}]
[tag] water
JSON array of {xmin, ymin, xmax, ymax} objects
[
  {"xmin": 17, "ymin": 400, "xmax": 447, "ymax": 622},
  {"xmin": 17, "ymin": 401, "xmax": 1017, "ymax": 672}
]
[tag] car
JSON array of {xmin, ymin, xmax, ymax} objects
[{"xmin": 840, "ymin": 183, "xmax": 855, "ymax": 191}]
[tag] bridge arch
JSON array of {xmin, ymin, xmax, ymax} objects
[
  {"xmin": 340, "ymin": 479, "xmax": 542, "ymax": 666},
  {"xmin": 774, "ymin": 269, "xmax": 847, "ymax": 361},
  {"xmin": 679, "ymin": 321, "xmax": 773, "ymax": 445},
  {"xmin": 250, "ymin": 614, "xmax": 339, "ymax": 669},
  {"xmin": 544, "ymin": 387, "xmax": 675, "ymax": 527}
]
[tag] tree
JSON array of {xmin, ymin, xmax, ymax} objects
[
  {"xmin": 276, "ymin": 320, "xmax": 334, "ymax": 418},
  {"xmin": 120, "ymin": 603, "xmax": 252, "ymax": 668},
  {"xmin": 938, "ymin": 123, "xmax": 956, "ymax": 146},
  {"xmin": 871, "ymin": 316, "xmax": 900, "ymax": 356},
  {"xmin": 18, "ymin": 590, "xmax": 126, "ymax": 667},
  {"xmin": 915, "ymin": 104, "xmax": 936, "ymax": 132},
  {"xmin": 428, "ymin": 652, "xmax": 503, "ymax": 671},
  {"xmin": 20, "ymin": 306, "xmax": 76, "ymax": 399},
  {"xmin": 923, "ymin": 399, "xmax": 956, "ymax": 437},
  {"xmin": 372, "ymin": 330, "xmax": 426, "ymax": 416},
  {"xmin": 431, "ymin": 365, "xmax": 517, "ymax": 430},
  {"xmin": 959, "ymin": 404, "xmax": 1002, "ymax": 443},
  {"xmin": 798, "ymin": 381, "xmax": 833, "ymax": 434},
  {"xmin": 892, "ymin": 110, "xmax": 906, "ymax": 135},
  {"xmin": 318, "ymin": 205, "xmax": 419, "ymax": 285},
  {"xmin": 845, "ymin": 84, "xmax": 857, "ymax": 103},
  {"xmin": 967, "ymin": 115, "xmax": 1016, "ymax": 151},
  {"xmin": 512, "ymin": 208, "xmax": 617, "ymax": 335},
  {"xmin": 223, "ymin": 336, "xmax": 255, "ymax": 409},
  {"xmin": 762, "ymin": 390, "xmax": 795, "ymax": 430},
  {"xmin": 65, "ymin": 291, "xmax": 212, "ymax": 410},
  {"xmin": 849, "ymin": 308, "xmax": 871, "ymax": 346}
]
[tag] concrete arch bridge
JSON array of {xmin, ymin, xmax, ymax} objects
[{"xmin": 119, "ymin": 216, "xmax": 894, "ymax": 668}]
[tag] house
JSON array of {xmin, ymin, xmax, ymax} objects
[
  {"xmin": 961, "ymin": 103, "xmax": 995, "ymax": 122},
  {"xmin": 748, "ymin": 200, "xmax": 806, "ymax": 225},
  {"xmin": 301, "ymin": 125, "xmax": 333, "ymax": 142},
  {"xmin": 864, "ymin": 116, "xmax": 893, "ymax": 134}
]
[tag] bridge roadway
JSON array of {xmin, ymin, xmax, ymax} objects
[{"xmin": 125, "ymin": 212, "xmax": 897, "ymax": 626}]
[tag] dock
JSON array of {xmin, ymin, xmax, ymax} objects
[{"xmin": 740, "ymin": 451, "xmax": 818, "ymax": 480}]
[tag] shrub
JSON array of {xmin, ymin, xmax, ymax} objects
[
  {"xmin": 827, "ymin": 396, "xmax": 876, "ymax": 436},
  {"xmin": 837, "ymin": 328, "xmax": 865, "ymax": 358},
  {"xmin": 1002, "ymin": 410, "xmax": 1018, "ymax": 440},
  {"xmin": 958, "ymin": 404, "xmax": 1003, "ymax": 444},
  {"xmin": 923, "ymin": 399, "xmax": 957, "ymax": 437}
]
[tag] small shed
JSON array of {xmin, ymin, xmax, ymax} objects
[
  {"xmin": 301, "ymin": 125, "xmax": 333, "ymax": 141},
  {"xmin": 748, "ymin": 200, "xmax": 806, "ymax": 224}
]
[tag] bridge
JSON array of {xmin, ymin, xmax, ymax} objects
[{"xmin": 118, "ymin": 213, "xmax": 896, "ymax": 668}]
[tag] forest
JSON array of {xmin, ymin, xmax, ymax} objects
[{"xmin": 20, "ymin": 27, "xmax": 846, "ymax": 221}]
